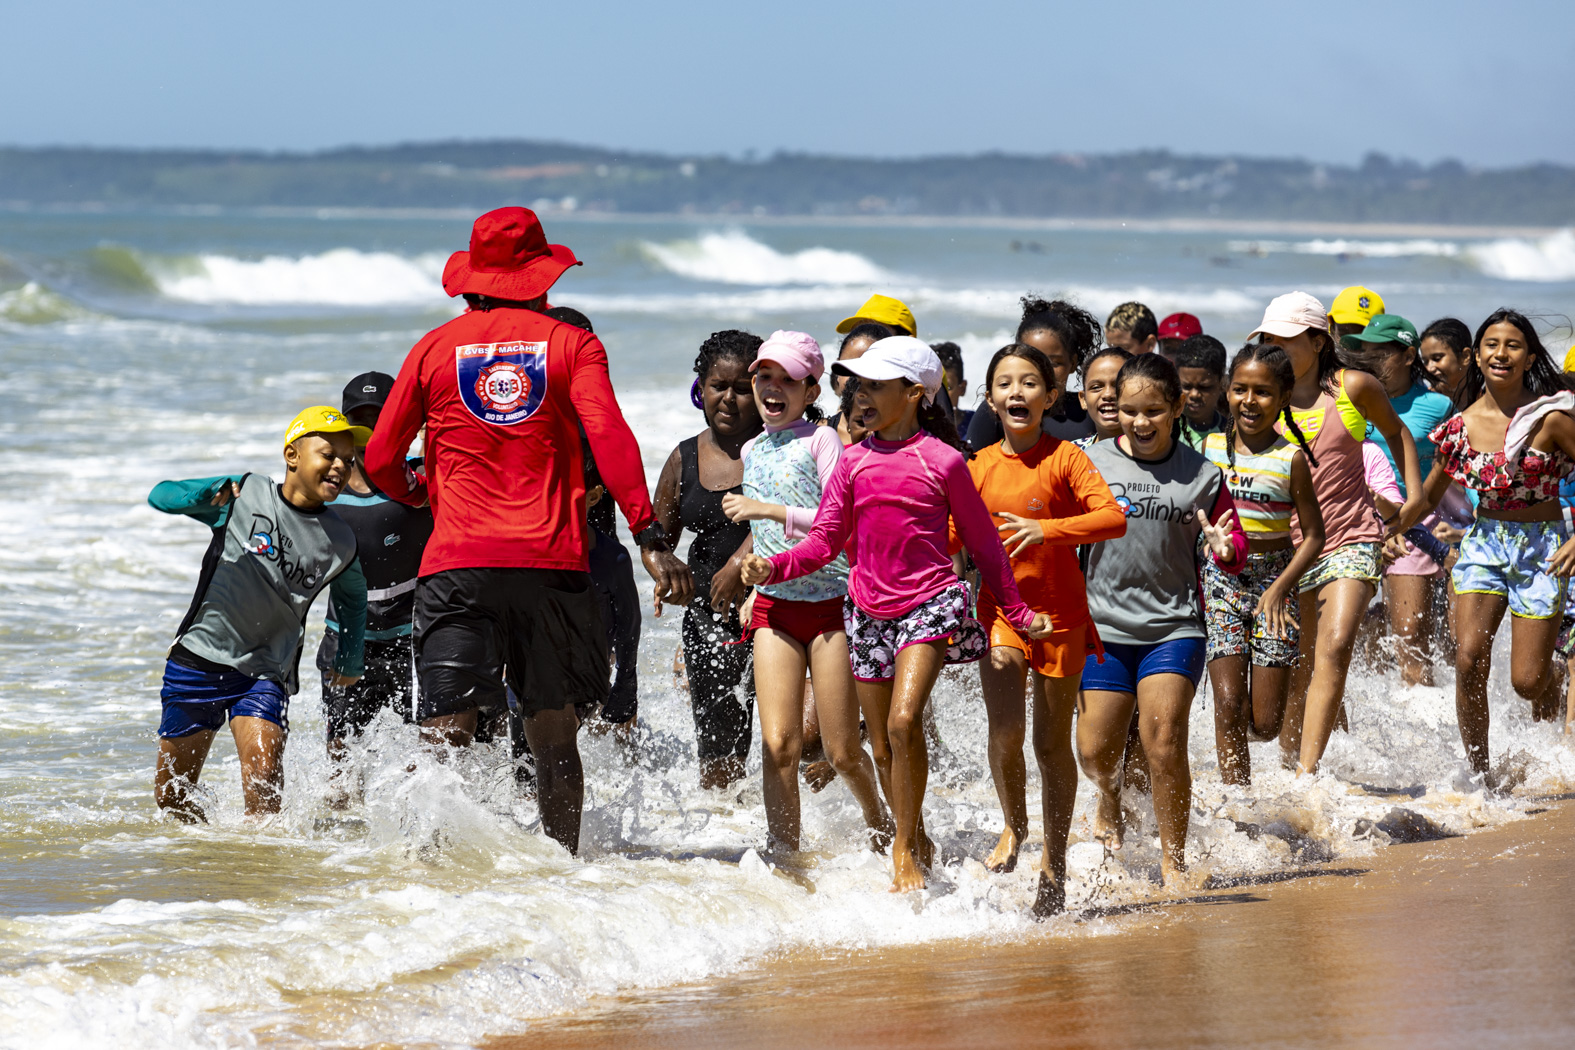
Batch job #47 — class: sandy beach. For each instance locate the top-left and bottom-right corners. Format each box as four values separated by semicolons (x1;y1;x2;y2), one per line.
505;795;1575;1050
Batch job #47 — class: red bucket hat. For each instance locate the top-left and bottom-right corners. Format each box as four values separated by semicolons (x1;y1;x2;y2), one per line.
441;207;582;300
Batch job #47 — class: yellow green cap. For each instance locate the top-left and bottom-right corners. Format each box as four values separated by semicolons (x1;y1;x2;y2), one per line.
283;405;372;449
1329;286;1385;327
835;294;917;336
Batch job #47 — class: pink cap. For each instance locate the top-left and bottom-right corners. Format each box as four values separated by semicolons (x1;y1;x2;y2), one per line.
750;330;824;381
1248;292;1329;340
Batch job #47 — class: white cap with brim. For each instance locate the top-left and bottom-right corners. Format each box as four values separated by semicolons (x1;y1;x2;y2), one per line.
1248;291;1330;340
830;336;944;405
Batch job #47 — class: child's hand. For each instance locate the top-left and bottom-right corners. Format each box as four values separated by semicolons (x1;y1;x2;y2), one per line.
995;512;1045;556
721;493;767;523
739;588;757;627
211;480;241;507
1253;582;1299;639
1025;612;1053;639
1381;533;1411;566
327;673;361;688
740;553;774;586
1549;537;1575;578
1197;507;1237;563
1432;520;1466;545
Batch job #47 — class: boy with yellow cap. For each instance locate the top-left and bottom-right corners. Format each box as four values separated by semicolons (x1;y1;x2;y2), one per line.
1328;286;1386;339
836;294;917;337
147;406;369;821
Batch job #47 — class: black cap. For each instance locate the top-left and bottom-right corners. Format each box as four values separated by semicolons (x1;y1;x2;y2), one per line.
342;372;395;412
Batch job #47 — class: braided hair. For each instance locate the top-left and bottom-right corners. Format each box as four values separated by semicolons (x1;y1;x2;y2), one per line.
1221;343;1318;479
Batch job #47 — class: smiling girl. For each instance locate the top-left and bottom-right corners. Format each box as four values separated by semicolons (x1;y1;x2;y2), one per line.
721;331;891;852
962;342;1125;914
742;337;1052;893
1250;292;1425;776
1201;345;1325;785
1076;347;1132;449
1411;309;1575;774
1079;354;1246;887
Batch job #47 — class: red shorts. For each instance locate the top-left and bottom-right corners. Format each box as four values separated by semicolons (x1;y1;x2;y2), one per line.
747;593;847;648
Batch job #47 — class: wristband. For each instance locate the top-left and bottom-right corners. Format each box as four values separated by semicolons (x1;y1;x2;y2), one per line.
634;523;670;552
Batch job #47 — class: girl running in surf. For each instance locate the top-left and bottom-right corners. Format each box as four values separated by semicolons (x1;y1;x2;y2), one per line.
1200;344;1325;785
647;330;765;789
741;337;1052;894
721;331;892;852
1411;309;1575;775
1078;353;1246;887
962;342;1126;916
1251;293;1425;776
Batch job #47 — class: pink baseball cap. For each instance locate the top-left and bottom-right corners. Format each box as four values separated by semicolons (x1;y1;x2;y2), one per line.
750;330;824;381
1248;292;1329;339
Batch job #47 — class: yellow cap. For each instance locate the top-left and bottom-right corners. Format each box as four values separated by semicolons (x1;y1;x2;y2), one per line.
835;294;917;336
1329;286;1385;327
283;405;373;449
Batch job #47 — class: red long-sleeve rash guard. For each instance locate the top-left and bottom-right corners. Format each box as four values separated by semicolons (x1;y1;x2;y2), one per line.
364;308;656;576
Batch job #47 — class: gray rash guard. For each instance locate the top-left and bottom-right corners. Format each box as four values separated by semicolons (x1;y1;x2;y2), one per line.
1081;439;1230;646
149;473;366;691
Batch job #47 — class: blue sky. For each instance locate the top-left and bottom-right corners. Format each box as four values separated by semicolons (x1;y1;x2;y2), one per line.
3;0;1571;166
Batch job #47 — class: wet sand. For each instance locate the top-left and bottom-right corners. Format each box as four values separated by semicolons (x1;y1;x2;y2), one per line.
500;798;1575;1050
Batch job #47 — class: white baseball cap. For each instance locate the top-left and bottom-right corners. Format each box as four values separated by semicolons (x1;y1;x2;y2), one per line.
1248;291;1330;340
830;336;944;404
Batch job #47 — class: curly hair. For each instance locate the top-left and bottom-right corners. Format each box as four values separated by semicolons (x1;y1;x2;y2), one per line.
1017;296;1103;369
1105;301;1158;343
694;329;763;379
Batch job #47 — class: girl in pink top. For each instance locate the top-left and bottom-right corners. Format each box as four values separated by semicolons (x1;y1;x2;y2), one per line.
743;337;1051;894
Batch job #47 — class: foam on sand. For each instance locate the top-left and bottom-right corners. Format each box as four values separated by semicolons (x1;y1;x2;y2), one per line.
638;230;895;286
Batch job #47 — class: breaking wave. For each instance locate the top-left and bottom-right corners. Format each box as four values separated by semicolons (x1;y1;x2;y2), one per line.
150;248;449;306
638;230;895;286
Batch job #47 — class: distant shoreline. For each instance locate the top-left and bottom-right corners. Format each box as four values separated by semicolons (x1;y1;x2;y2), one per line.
0;200;1560;239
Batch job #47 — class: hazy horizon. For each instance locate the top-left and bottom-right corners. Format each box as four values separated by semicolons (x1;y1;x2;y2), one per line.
3;1;1571;167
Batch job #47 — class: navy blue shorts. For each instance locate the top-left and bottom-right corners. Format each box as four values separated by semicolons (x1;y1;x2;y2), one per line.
1080;637;1207;694
158;659;289;738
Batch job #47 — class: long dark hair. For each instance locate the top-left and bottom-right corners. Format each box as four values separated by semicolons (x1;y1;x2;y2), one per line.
1454;308;1572;410
1221;343;1318;474
919;393;968;456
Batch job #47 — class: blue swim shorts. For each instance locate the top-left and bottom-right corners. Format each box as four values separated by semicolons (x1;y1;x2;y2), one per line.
1080;637;1207;694
1453;518;1570;620
158;658;290;738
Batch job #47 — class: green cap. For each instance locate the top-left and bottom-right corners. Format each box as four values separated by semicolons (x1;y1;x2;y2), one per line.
1341;313;1418;351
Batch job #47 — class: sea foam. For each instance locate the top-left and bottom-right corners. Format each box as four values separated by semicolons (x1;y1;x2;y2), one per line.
638;230;894;286
1469;229;1575;283
153;248;448;306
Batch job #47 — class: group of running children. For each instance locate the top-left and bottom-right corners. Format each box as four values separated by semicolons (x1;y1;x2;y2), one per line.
148;239;1575;916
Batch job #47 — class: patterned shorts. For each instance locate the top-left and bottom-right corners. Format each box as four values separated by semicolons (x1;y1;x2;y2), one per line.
1299;541;1382;593
1203;547;1299;667
1454;518;1570;620
844;582;988;682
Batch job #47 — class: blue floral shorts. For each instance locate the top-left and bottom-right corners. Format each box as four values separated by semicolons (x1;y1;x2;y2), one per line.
1453;518;1570;620
844;582;988;682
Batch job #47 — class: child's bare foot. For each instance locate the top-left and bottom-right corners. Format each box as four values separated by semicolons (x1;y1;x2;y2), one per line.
890;845;926;893
801;760;837;793
985;826;1021;873
1091;790;1124;848
699;755;746;790
1030;871;1065;918
1278;747;1298;772
868;817;895;854
1160;858;1191;892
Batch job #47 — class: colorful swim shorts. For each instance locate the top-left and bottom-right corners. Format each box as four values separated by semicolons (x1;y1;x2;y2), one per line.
1453;518;1570;620
1299;541;1382;593
1203;547;1299;667
844;581;987;682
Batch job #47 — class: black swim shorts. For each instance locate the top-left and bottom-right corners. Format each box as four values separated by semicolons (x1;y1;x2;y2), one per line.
316;632;418;739
412;567;609;722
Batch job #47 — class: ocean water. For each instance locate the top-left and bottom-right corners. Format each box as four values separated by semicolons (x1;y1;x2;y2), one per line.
3;209;1575;1048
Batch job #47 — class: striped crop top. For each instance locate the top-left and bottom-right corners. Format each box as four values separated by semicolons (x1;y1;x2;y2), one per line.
1202;430;1298;540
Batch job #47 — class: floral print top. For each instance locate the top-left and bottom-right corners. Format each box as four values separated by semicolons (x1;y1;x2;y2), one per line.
1429;414;1575;511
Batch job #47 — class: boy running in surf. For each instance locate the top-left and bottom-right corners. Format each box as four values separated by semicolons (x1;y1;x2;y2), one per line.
150;406;369;820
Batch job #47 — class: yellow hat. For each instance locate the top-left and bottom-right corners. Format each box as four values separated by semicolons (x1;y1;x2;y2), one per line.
1329;286;1385;327
283;405;373;449
835;294;917;336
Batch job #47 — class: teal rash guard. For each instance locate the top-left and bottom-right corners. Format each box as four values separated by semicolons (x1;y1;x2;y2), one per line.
148;473;367;690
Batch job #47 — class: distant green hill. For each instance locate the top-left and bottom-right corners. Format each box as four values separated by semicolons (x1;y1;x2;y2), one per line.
1;140;1571;225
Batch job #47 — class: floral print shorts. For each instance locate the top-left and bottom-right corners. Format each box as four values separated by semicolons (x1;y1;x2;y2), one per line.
844;582;988;682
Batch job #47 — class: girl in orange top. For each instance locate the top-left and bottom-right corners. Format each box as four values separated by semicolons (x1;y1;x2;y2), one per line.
961;342;1126;916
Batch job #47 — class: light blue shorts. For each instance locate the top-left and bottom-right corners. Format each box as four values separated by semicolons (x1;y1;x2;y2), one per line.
1453;518;1570;619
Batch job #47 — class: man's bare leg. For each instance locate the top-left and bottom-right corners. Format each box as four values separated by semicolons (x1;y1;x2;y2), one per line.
523;704;584;854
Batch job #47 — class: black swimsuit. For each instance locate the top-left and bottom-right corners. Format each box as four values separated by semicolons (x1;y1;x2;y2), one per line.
676;435;755;763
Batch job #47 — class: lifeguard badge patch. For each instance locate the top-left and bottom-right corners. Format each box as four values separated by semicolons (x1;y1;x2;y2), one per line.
456;341;548;425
